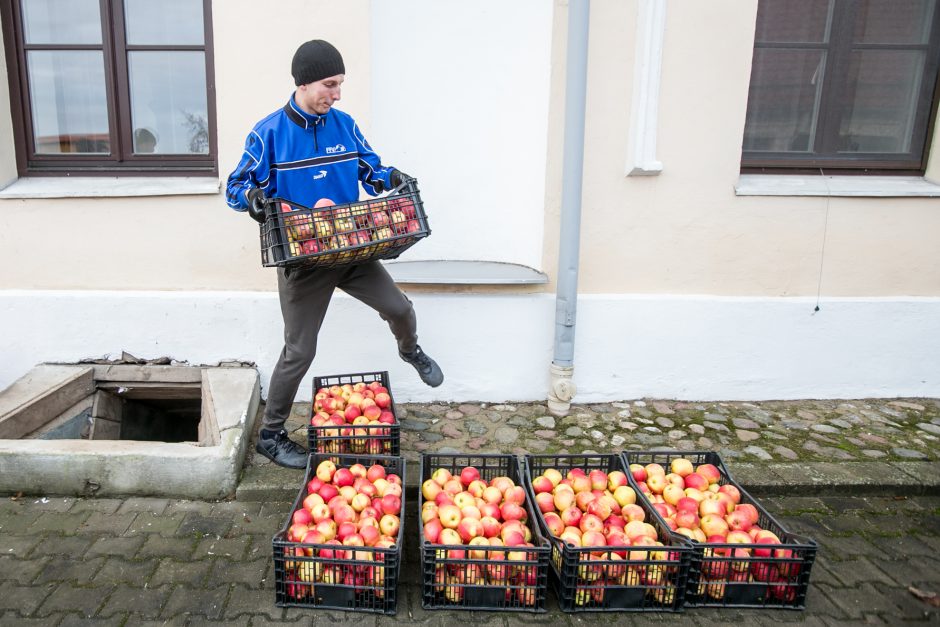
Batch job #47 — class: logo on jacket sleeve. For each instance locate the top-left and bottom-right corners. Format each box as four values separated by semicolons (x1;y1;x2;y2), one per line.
325;144;347;154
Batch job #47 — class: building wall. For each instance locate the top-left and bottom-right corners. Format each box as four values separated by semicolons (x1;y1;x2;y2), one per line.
1;0;938;402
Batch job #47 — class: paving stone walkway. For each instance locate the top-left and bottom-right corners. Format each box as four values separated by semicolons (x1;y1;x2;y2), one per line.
0;493;937;625
3;397;940;624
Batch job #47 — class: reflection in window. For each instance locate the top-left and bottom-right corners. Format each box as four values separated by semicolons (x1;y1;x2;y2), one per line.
27;50;109;154
128;51;209;154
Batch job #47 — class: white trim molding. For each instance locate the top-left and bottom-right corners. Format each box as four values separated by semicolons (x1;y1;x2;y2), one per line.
0;177;221;199
625;0;667;177
735;175;940;197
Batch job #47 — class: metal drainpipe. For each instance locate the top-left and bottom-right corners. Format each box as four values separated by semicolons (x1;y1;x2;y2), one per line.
548;0;590;416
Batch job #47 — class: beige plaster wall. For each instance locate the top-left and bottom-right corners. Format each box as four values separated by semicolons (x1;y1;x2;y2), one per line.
1;0;938;297
571;0;940;297
0;0;372;292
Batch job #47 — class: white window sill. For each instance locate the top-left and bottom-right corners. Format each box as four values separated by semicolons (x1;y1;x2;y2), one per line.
735;174;940;197
383;260;548;285
0;176;220;199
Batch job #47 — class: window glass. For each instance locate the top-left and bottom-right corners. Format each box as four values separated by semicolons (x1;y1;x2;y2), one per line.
839;50;925;153
756;0;833;43
743;49;826;152
27;50;109;154
124;0;204;45
128;51;208;154
22;0;101;44
853;0;935;44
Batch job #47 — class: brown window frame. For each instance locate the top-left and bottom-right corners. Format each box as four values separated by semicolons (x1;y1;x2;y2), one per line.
742;0;940;175
1;0;218;177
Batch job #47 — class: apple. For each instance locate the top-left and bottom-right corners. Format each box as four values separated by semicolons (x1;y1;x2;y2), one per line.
459;466;480;487
350;493;371;513
421;479;441;501
696;463;721;485
380;494;401;517
588;469;609;491
309;503;331;524
683;472;709;491
663;484;685;506
646;474;666;495
675;510;700;530
535;492;556;513
531;475;554;494
379;514;400;537
482;485;503;505
438;504;462;529
671;458;694;477
457;517;483;543
500;502;527;523
543;512;565;537
315;460;336;483
424;519;444;543
553;490;576;512
543;468;563;486
699;514;730;538
439;528;462;548
452;491;475;510
480;516;502;538
621;504;646;522
580;530;607;547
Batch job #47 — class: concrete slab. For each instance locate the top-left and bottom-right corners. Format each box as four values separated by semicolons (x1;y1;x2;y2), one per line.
0;365;260;499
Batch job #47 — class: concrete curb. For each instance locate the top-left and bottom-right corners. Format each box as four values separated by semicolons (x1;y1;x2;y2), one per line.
234;460;940;502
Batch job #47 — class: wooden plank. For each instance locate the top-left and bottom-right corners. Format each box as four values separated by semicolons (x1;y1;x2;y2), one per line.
27;396;94;439
92;390;123;423
90;417;122;440
90;390;123;440
92;364;204;384
198;372;219;446
0;366;95;439
95;382;201;400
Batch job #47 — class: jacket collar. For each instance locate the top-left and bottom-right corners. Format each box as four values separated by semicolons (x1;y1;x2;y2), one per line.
284;94;328;129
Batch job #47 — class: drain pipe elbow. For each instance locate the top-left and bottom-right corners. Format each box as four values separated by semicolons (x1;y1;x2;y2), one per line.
548;364;577;416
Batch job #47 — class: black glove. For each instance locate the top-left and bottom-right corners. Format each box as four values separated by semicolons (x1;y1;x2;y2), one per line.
246;188;266;224
388;169;411;190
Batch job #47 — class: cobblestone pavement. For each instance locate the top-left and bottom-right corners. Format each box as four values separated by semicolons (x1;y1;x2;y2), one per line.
0;492;937;625
263;398;940;470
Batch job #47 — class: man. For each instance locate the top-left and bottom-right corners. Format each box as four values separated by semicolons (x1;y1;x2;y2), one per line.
226;40;443;469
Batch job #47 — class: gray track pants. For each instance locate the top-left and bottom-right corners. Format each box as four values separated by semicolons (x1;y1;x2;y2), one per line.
261;261;418;431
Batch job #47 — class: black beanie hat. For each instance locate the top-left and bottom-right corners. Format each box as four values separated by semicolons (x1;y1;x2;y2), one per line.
291;40;345;86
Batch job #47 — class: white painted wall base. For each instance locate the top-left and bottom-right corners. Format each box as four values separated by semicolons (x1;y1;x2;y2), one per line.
1;290;937;403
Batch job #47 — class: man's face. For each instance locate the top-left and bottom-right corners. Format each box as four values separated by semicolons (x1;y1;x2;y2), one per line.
296;74;344;115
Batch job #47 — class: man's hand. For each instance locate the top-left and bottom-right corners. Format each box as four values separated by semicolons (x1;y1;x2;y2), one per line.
388;169;412;190
246;188;267;224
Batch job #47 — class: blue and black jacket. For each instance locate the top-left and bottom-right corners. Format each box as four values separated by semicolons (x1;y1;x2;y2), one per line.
226;95;396;211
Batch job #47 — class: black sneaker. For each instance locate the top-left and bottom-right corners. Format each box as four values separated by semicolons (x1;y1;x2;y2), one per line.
400;345;444;387
255;429;307;469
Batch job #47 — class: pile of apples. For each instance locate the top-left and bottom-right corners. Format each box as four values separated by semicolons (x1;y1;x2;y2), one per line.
283;459;403;601
281;195;421;259
310;380;395;454
629;458;800;603
528;466;679;607
421;466;541;607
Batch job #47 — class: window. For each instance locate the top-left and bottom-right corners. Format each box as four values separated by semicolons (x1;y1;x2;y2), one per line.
2;0;216;176
742;0;940;173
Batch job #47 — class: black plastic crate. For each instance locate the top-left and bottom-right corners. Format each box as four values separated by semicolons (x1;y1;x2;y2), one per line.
260;177;430;270
621;450;817;610
522;453;692;612
308;371;400;456
418;453;551;612
272;453;406;614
